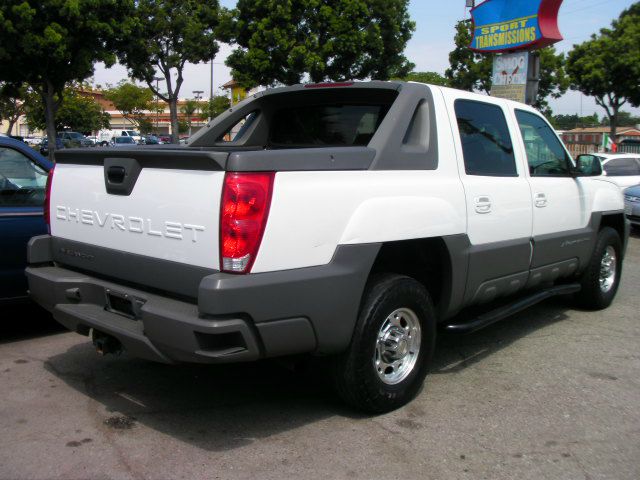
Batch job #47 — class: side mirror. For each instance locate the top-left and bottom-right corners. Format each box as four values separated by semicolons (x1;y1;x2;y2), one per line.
574;154;603;176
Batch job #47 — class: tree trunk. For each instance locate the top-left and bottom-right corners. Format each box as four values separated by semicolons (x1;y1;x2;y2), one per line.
5;118;17;135
44;83;59;162
610;105;619;142
169;97;179;144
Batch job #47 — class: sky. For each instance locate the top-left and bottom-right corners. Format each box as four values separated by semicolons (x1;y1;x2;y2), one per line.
92;0;640;119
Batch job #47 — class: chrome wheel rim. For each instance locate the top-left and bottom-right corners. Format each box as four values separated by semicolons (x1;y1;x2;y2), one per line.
374;308;421;385
599;246;617;293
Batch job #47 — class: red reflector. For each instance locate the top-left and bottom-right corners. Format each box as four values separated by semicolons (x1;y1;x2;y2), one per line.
220;172;275;273
304;82;354;88
44;165;55;231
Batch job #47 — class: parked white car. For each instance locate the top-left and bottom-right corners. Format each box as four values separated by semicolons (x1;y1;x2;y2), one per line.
23;136;43;146
596;153;640;189
97;129;143;146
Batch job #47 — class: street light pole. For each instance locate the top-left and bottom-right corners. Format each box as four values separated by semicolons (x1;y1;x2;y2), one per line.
153;76;163;136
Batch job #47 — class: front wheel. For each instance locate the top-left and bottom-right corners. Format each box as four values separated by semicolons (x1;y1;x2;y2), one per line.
331;274;436;413
575;227;622;310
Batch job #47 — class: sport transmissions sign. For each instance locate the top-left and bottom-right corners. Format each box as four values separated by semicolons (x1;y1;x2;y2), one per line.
470;0;563;53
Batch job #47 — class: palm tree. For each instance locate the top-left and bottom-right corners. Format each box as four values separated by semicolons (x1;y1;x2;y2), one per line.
180;99;199;136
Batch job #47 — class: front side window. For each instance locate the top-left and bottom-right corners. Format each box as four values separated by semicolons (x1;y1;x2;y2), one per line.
454;100;517;176
603;158;640;176
0;147;48;207
516;110;572;176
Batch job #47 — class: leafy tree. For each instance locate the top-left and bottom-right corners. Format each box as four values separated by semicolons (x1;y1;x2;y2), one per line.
224;0;415;87
201;95;231;120
103;81;154;129
600;110;640;127
445;20;492;94
567;5;640;139
137;117;154;134
0;0;132;159
178;120;189;135
25;86;111;134
116;0;222;143
394;72;448;86
531;47;569;116
0;83;28;135
551;113;600;130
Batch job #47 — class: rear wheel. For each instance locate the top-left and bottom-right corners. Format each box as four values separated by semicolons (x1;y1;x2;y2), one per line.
331;274;436;413
575;227;622;310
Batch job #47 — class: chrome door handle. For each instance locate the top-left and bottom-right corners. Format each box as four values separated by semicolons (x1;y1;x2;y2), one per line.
534;193;547;208
475;196;492;214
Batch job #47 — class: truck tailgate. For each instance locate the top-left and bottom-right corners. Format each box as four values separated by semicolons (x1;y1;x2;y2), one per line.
50;149;227;273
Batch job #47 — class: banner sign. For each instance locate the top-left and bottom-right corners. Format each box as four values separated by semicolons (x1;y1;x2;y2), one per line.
490;52;529;103
470;0;563;53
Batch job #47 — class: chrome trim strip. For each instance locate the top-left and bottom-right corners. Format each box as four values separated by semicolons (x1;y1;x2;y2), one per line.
0;211;43;217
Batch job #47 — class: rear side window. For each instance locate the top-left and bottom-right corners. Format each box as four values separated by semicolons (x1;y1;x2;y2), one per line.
604;158;640;176
269;104;390;147
454;100;517;176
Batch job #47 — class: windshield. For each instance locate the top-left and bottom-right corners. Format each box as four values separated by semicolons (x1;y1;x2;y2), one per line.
126;131;140;136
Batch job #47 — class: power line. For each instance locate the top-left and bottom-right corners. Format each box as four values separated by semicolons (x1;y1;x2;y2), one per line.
563;0;627;16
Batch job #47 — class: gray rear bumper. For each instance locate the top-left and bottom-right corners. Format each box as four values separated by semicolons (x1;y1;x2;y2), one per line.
27;236;379;363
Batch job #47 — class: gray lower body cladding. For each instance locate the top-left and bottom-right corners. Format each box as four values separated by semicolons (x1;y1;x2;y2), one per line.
26;236;380;363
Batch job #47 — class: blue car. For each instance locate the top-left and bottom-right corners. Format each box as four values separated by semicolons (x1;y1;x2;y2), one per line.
0;136;52;303
624;184;640;230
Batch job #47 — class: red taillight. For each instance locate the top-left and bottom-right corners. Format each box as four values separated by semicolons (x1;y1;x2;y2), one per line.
44;165;55;231
220;172;275;273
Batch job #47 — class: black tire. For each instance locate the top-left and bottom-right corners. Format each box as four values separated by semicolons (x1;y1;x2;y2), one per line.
575;227;622;310
331;274;436;413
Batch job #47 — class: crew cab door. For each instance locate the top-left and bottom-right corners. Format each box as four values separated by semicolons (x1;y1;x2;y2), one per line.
512;109;590;269
446;95;533;305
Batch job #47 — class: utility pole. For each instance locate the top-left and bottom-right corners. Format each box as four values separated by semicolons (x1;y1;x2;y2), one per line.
209;60;224;121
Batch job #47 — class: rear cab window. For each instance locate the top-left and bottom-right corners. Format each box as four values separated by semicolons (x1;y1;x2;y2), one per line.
207;88;399;149
270;104;389;148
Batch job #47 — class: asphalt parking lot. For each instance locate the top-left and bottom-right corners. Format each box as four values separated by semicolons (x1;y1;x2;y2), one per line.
1;233;639;480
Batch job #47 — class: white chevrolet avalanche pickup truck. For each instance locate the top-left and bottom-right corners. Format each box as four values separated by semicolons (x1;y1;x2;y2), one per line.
27;82;629;412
